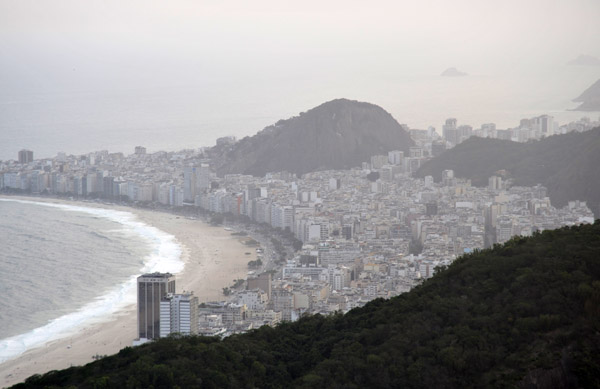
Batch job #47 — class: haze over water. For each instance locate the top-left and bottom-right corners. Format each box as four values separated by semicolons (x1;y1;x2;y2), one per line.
1;0;599;160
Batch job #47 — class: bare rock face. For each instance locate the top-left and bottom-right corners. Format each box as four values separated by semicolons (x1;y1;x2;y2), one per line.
211;98;414;177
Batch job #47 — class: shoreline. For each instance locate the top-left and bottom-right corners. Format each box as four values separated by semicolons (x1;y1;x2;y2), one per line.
0;195;256;388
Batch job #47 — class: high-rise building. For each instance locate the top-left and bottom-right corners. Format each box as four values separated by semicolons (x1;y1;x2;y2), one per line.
196;163;211;192
160;293;199;337
137;273;176;340
426;202;438;216
103;176;115;199
329;178;341;190
457;125;473;143
481;123;496;138
488;175;503;191
247;272;272;299
342;225;353;240
409;146;423;158
441;169;455;186
370;155;388;169
183;165;197;202
442;118;458;144
388;150;404;165
18;149;33;164
134;146;147;155
538;115;554;137
496;216;514;244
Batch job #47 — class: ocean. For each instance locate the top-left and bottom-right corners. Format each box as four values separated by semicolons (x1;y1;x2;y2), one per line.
0;199;184;364
0;67;598;161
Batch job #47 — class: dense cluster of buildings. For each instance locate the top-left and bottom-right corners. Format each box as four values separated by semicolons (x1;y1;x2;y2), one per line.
2;115;597;338
420;115;600;148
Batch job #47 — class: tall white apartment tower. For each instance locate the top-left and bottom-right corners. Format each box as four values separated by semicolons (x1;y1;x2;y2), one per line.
183;166;197;202
160;293;199;337
388;150;404;165
137;273;176;340
539;115;554;137
196;163;211;191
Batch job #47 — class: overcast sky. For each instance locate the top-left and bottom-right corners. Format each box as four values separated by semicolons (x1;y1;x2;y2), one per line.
1;0;599;93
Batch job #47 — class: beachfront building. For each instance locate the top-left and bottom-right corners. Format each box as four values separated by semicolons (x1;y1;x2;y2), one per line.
18;149;33;164
137;273;176;340
159;293;199;337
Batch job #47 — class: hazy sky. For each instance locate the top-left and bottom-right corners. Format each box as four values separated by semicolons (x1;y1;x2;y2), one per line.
1;0;599;94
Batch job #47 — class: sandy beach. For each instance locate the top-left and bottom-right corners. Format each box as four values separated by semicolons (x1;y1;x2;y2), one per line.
0;197;255;388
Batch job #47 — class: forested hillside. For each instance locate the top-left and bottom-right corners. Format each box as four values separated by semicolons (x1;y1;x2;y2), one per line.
415;128;600;218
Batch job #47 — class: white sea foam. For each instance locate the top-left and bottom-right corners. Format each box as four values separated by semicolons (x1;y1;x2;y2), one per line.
0;199;184;364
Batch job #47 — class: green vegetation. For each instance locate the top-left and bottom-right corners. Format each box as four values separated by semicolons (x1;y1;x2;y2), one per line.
222;279;246;297
271;238;287;262
415;128;600;218
247;258;263;269
14;222;600;388
231;279;245;289
244;239;259;246
366;171;380;182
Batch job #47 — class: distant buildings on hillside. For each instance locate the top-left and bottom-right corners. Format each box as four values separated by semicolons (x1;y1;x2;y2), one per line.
432;115;600;149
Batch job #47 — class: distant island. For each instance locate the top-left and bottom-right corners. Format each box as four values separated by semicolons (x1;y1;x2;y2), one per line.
567;54;600;67
441;67;467;77
573;78;600;111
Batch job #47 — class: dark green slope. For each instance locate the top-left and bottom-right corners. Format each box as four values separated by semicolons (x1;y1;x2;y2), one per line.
415;128;600;218
16;222;600;388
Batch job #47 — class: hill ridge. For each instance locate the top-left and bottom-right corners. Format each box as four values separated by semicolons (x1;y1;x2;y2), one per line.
209;98;414;177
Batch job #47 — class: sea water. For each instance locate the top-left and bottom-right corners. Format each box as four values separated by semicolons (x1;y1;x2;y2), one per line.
1;67;598;161
0;199;184;364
